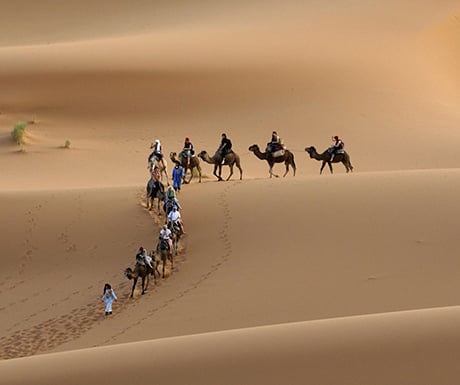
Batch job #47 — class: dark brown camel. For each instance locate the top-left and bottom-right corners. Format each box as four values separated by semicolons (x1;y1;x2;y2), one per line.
124;256;160;298
198;150;243;181
156;244;173;278
170;151;202;184
248;144;296;178
305;146;354;174
168;221;182;257
146;179;165;212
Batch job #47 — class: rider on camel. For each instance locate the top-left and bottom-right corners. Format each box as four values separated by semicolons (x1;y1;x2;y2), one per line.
159;224;173;251
328;135;344;162
168;205;185;234
135;246;154;270
217;133;232;164
267;131;283;153
182;137;195;166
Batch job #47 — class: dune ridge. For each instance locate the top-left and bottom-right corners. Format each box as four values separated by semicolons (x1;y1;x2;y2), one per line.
2;306;460;385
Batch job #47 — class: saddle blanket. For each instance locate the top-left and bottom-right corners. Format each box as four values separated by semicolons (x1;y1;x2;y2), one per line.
272;149;285;157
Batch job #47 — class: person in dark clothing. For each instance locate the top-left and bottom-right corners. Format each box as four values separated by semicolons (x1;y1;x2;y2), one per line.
328;135;344;162
218;133;232;157
267;131;283;153
182;137;195;165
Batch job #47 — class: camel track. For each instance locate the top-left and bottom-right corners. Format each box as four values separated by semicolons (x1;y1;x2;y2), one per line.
100;182;239;344
0;184;237;359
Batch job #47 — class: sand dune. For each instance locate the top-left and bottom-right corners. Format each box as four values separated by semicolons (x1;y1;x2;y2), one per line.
1;0;460;383
2;306;460;385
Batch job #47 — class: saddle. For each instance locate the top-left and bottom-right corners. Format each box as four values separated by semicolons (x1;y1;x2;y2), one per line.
159;238;170;250
266;143;284;156
169;221;181;234
179;149;194;159
328;146;344;154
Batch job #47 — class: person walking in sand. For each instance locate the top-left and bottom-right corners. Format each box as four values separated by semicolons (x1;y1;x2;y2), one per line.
172;164;185;192
102;284;117;316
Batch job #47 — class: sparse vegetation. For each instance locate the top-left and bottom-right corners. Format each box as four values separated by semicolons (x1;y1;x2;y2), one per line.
11;121;28;147
64;139;71;149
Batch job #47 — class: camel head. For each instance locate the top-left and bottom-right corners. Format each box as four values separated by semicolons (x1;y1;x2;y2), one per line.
170;152;177;160
305;146;316;158
198;150;208;160
124;267;134;280
248;144;259;152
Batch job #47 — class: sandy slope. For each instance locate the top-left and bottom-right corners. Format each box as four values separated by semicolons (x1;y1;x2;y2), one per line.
2;307;460;385
1;0;460;383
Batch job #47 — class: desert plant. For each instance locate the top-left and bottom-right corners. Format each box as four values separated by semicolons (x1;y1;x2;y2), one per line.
64;139;71;149
11;121;28;145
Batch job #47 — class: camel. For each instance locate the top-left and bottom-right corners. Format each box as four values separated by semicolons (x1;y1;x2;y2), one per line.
157;241;174;278
305;146;354;174
170;151;202;184
248;144;296;178
124;255;161;298
198;150;243;181
168;221;182;257
148;153;169;185
146;179;165;212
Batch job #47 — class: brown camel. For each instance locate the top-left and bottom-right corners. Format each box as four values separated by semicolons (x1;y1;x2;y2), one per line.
305;146;354;174
124;256;160;298
198;150;243;181
156;243;174;278
248;144;296;178
170;151;202;184
168;221;182;257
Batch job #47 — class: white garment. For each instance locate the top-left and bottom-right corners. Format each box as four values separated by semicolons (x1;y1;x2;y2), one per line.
153;141;162;154
102;289;117;313
144;255;154;269
168;210;181;222
160;228;172;240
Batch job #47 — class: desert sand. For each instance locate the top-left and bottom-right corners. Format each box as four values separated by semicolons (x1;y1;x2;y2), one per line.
1;1;460;384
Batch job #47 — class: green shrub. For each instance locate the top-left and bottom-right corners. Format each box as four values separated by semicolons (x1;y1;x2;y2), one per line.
64;139;71;149
11;121;28;145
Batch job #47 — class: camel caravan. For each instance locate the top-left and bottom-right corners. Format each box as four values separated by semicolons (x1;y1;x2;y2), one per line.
126;133;354;298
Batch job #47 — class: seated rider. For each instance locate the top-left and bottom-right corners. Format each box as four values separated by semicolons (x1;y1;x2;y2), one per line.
267;131;283;153
164;186;181;211
159;224;173;250
328;135;344;162
168;205;185;234
135;246;153;270
150;139;163;161
165;185;176;200
181;137;195;165
217;133;232;164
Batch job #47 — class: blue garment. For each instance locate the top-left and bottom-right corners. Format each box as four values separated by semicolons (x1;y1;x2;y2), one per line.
172;166;185;190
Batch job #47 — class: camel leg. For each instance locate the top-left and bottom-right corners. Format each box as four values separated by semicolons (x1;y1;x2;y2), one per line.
236;162;243;180
328;162;333;174
162;258;166;278
130;278;137;298
226;165;234;181
145;274;150;292
214;165;222;181
169;250;174;271
283;162;289;177
320;161;326;174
